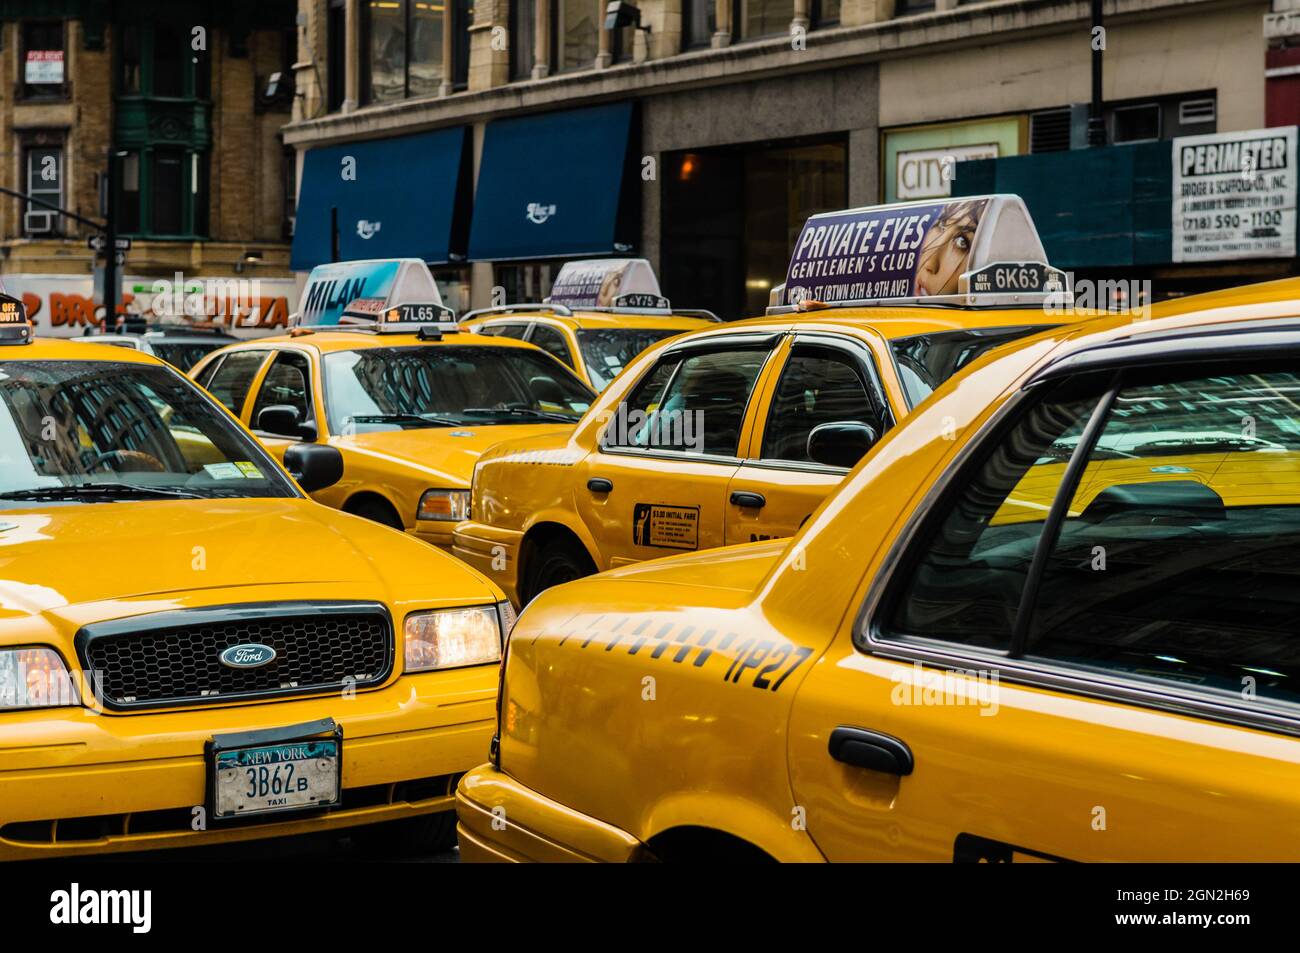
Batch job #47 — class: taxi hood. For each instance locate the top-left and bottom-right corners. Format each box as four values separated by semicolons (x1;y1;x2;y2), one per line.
337;423;576;486
0;497;500;632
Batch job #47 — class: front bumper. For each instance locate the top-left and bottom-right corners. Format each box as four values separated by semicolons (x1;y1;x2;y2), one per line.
0;666;496;859
455;764;645;863
452;521;524;607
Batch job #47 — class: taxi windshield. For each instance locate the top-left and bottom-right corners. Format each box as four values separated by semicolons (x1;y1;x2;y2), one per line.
149;340;229;371
576;328;685;390
891;325;1054;408
0;360;297;506
323;345;594;433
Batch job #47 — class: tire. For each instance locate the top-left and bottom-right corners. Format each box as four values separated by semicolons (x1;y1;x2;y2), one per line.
523;538;595;605
350;810;458;857
345;497;404;531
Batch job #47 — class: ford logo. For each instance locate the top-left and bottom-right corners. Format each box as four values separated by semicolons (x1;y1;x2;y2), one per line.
219;643;277;669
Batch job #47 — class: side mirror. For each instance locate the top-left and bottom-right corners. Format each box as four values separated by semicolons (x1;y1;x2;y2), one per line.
257;404;316;441
283;443;343;494
529;375;566;405
807;421;878;469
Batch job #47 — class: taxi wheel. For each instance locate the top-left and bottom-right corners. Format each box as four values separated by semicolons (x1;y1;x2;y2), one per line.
350;810;458;857
523;538;595;605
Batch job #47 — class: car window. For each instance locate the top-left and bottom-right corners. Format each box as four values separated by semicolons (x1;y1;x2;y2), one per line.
891;326;1054;408
528;325;574;368
479;323;529;340
323;345;593;433
250;351;314;430
576;328;683;391
606;346;769;457
1025;367;1300;705
193;354;224;390
0;360;296;502
204;350;268;415
149;341;229;372
882;375;1105;650
761;345;885;464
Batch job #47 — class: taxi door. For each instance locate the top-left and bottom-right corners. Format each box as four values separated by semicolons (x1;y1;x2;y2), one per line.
726;333;893;545
574;333;782;568
242;347;323;473
786;363;1300;861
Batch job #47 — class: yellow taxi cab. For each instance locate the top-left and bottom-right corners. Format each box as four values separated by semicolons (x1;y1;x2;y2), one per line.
0;294;513;859
456;275;1300;862
459;258;719;391
454;196;1085;607
189;258;595;552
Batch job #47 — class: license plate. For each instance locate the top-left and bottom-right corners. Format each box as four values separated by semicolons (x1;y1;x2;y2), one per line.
212;738;341;819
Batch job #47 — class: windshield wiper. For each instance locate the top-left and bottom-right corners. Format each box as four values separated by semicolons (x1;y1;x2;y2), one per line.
0;483;204;502
345;413;465;427
461;407;578;423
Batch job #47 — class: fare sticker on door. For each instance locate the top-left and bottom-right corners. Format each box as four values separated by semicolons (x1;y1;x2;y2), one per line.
632;503;700;550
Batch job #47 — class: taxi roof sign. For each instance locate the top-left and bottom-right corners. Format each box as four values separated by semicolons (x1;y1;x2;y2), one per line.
296;258;446;327
773;194;1069;312
0;292;31;345
339;297;459;336
544;258;669;310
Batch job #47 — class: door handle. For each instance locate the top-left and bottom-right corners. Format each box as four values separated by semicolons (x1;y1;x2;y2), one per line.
587;478;613;493
828;726;914;776
730;490;766;509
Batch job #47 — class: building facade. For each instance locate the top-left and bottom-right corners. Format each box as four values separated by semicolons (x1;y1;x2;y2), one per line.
0;0;297;336
286;0;1292;319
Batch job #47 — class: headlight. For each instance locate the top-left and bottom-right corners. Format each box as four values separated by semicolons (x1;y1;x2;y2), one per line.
404;606;502;672
0;647;79;710
417;489;471;521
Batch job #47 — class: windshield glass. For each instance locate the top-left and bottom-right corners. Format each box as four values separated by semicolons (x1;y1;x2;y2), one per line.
149;340;230;371
323;345;594;433
0;360;297;505
576;328;684;390
891;325;1054;407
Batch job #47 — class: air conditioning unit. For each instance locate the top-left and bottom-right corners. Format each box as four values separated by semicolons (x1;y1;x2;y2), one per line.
23;209;54;235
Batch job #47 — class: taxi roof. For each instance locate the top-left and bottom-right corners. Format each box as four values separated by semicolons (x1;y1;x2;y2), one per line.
1;336;167;363
218;327;551;355
464;309;714;333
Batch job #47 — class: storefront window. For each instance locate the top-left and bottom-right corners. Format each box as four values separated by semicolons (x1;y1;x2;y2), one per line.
327;0;348;109
734;0;789;40
682;0;715;48
555;0;598;72
662;139;846;319
453;0;474;88
495;261;563;303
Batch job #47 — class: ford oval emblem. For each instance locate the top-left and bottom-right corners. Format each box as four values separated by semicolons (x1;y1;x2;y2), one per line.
219;643;277;669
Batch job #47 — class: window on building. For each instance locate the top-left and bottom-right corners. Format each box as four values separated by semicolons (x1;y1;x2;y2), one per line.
23;145;63;237
894;0;936;13
364;0;452;102
682;0;716;48
366;0;408;102
21;20;66;99
117;22;211;98
510;0;538;80
327;0;347;110
117;149;210;239
813;0;840;27
733;0;789;40
554;0;598;72
453;0;473;88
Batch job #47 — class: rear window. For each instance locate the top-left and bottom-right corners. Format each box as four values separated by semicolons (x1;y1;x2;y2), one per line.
891;326;1053;408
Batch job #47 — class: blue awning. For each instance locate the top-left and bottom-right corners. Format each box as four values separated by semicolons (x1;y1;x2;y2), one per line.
291;127;471;272
468;102;636;262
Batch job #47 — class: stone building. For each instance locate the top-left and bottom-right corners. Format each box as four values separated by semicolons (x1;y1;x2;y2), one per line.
0;0;297;336
286;0;1295;318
